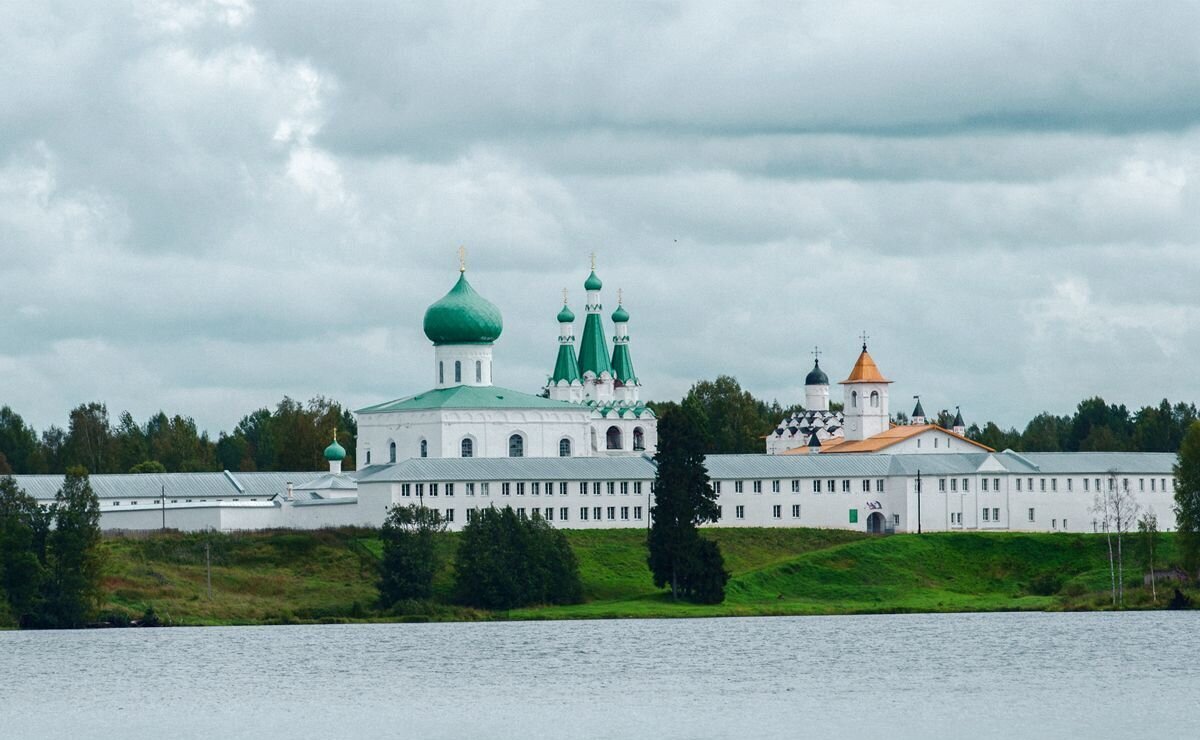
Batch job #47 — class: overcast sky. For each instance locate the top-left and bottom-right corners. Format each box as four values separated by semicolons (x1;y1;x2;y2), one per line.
2;0;1198;436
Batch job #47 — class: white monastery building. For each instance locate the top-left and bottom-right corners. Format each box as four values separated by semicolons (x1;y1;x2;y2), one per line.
10;261;1180;536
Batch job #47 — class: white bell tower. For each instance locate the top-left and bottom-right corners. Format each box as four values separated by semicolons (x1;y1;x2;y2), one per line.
840;336;892;441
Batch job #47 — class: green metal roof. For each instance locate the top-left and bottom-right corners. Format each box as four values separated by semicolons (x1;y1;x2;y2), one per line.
551;343;582;384
611;342;637;384
584;270;603;291
324;438;347;461
422;272;503;345
357;385;583;414
557;304;575;323
577;312;612;377
611;304;629;323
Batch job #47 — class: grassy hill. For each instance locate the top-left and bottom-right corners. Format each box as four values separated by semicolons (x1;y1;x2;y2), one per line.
97;527;1191;626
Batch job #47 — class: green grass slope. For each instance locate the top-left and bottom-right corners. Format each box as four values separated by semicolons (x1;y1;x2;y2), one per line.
98;528;1189;625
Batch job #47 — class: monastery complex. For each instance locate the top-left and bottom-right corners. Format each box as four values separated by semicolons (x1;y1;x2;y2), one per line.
11;262;1178;535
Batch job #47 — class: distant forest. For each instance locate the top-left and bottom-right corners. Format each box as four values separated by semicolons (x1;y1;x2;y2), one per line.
0;378;1194;475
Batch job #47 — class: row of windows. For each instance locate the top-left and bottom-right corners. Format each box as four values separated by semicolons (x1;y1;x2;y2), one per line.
400;481;647;498
715;504;900;527
438;359;483;385
931;476;1174;494
713;479;886;494
108;498;259;506
378;426;651;465
461;505;644;523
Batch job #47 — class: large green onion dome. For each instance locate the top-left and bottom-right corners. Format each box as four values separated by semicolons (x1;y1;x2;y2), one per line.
423;272;503;345
584;270;603;291
611;304;629;323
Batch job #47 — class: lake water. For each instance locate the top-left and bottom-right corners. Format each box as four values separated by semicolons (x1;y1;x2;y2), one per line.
2;612;1198;739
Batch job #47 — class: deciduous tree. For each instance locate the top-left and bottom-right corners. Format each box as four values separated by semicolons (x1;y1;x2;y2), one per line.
378;504;447;606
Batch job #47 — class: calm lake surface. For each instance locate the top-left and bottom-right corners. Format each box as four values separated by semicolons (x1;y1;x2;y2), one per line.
2;612;1198;739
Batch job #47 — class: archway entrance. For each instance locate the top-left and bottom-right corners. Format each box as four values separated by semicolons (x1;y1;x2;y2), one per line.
866;511;886;534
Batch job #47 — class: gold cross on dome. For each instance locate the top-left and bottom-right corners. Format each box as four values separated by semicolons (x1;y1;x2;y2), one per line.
562;288;569;305
457;246;467;273
590;252;596;270
617;288;623;305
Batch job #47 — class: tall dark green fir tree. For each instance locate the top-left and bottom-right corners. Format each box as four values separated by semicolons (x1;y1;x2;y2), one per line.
647;405;728;603
1174;421;1200;572
43;467;104;628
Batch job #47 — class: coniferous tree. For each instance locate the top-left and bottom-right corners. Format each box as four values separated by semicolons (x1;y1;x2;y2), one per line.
647;405;728;603
378;504;447;606
1174;421;1200;573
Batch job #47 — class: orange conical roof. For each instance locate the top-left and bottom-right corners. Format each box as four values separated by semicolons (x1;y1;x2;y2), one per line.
840;344;892;384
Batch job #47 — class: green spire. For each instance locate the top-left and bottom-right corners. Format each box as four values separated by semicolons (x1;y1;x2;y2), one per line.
578;311;612;378
551;343;582;384
611;342;637;384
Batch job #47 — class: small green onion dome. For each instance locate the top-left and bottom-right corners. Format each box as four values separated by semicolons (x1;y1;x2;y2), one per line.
584;270;603;291
611;304;630;323
805;359;829;386
324;438;347;462
557;304;575;323
423;273;504;345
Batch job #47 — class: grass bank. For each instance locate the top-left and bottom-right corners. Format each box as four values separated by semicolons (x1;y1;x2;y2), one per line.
99;527;1193;626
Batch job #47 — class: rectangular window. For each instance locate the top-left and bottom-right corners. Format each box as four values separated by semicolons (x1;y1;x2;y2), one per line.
502;482;511;496
430;483;439;497
1028;478;1033;491
772;505;782;519
621;506;629;520
1028;508;1035;522
634;481;643;495
841;479;850;493
717;505;723;520
606;506;615;520
876;479;884;493
1051;479;1057;492
1151;479;1156;492
792;504;801;518
1139;478;1145;491
607;481;616;495
580;507;589;521
993;507;1000;521
402;484;411;497
546;481;554;496
849;509;858;524
982;478;989;492
993;478;999;491
962;479;969;492
593;506;602;521
480;482;490;496
446;509;455;523
772;480;781;493
1016;478;1022;492
982;508;990;522
634;506;643;520
560;507;569;521
593;482;602;496
827;480;835;493
545;507;553;521
862;479;870;493
531;482;540;496
735;481;744;493
1066;479;1072;492
893;514;900;526
113;501;119;506
517;507;526;518
446;483;455;497
1052;518;1057;529
1039;478;1045;492
516;482;525;496
579;482;588;495
560;482;568;496
714;481;722;494
621;482;629;495
812;480;821;493
753;480;762;493
951;479;958;492
467;509;477;523
1084;478;1090;492
735;505;745;520
415;484;424;497
792;480;800;493
939;478;947;492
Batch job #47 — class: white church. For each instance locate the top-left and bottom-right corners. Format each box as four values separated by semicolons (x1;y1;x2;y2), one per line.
8;261;1180;536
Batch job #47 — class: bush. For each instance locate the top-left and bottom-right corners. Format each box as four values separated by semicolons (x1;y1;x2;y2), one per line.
1027;573;1063;596
454;508;583;610
378;505;447;607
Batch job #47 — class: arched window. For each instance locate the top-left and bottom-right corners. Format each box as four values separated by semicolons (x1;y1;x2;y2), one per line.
455;360;462;383
559;438;572;457
633;427;645;451
508;434;524;458
438;361;444;385
606;426;623;450
388;440;397;463
461;438;474;458
420;439;428;458
475;361;482;383
870;391;880;408
365;450;371;465
851;391;858;408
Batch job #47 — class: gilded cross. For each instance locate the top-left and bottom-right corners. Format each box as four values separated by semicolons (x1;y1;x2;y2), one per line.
562;288;569;305
590;252;596;270
458;245;467;272
617;288;623;305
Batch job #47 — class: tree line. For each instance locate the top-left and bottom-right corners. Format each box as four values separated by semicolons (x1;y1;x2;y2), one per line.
0;397;357;476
